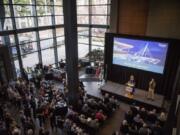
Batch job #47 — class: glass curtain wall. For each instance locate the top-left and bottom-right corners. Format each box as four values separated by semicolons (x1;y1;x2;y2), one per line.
0;0;110;77
0;0;65;77
77;0;110;59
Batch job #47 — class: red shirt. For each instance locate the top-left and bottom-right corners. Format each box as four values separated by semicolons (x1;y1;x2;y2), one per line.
95;112;104;121
95;67;101;77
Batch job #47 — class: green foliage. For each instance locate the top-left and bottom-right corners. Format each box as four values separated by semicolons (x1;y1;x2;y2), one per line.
36;0;45;5
36;0;52;16
15;5;31;16
3;0;52;5
3;0;9;4
13;0;30;4
86;49;104;62
36;6;45;16
3;0;53;16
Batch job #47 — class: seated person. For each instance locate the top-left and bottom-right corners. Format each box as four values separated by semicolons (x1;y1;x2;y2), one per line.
70;123;78;134
103;93;110;104
152;121;163;135
120;120;129;134
125;110;133;124
158;112;166;122
97;100;108;113
87;98;98;109
139;107;147;120
88;118;99;129
147;109;157;123
158;112;167;127
109;96;118;109
133;114;143;130
106;100;114;111
79;114;87;124
75;127;83;135
130;105;139;117
139;123;152;135
81;104;93;116
95;110;106;122
114;98;120;108
71;113;79;123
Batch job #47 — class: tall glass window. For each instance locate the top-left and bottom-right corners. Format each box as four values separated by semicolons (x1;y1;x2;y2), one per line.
0;0;64;77
42;48;55;65
0;0;110;77
77;0;110;59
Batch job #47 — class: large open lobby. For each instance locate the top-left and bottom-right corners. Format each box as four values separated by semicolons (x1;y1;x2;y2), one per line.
0;0;180;135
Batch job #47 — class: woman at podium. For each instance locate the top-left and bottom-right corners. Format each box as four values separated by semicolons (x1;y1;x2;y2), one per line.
125;75;135;97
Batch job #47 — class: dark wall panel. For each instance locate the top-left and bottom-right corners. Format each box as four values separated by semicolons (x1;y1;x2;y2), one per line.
146;0;180;39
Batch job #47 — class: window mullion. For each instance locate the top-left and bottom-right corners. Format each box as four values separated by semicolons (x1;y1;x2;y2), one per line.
32;0;42;64
51;0;58;67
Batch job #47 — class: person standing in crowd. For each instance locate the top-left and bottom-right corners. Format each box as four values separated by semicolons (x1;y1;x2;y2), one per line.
96;63;104;85
96;65;101;85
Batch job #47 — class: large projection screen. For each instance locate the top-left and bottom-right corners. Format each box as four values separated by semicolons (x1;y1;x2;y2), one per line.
112;37;169;74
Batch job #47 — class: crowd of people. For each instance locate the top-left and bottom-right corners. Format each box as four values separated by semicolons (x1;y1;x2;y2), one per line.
0;77;37;135
62;93;120;135
120;104;167;135
0;61;168;135
0;62;120;135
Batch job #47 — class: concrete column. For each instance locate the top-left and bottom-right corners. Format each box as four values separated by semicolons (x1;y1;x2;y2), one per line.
63;0;79;106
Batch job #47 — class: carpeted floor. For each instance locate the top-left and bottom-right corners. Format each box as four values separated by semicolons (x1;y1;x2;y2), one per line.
96;103;129;135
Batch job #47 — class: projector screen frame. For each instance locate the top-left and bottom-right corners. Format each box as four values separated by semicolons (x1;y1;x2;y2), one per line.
112;36;169;74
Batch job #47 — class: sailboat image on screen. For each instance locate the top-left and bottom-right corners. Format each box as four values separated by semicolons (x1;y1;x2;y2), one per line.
128;43;160;65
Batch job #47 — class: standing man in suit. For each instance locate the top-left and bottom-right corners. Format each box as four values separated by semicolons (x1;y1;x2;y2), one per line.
147;78;156;100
